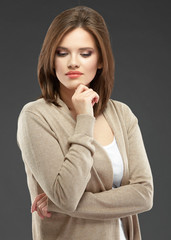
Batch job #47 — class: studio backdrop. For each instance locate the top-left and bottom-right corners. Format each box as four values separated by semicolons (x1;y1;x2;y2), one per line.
0;0;170;239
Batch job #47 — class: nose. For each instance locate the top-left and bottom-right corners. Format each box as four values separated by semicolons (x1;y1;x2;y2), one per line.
67;54;80;69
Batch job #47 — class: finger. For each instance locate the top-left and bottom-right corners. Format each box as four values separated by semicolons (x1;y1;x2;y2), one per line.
46;212;52;218
38;200;47;216
36;201;44;219
37;206;45;220
92;97;98;106
37;195;48;208
79;88;94;96
76;91;99;107
31;194;46;213
76;89;98;102
83;91;99;103
94;94;99;103
37;200;52;218
31;193;46;213
37;200;48;219
74;84;89;94
90;94;99;106
72;89;93;102
42;206;52;218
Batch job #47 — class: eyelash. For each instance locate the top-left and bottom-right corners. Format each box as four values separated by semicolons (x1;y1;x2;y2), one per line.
81;52;92;57
56;51;67;57
56;51;92;58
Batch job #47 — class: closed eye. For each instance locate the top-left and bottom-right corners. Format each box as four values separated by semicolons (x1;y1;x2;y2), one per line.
56;50;68;57
81;51;92;57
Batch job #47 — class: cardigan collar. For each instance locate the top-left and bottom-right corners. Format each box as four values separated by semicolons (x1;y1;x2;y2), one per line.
56;94;129;187
103;102;129;186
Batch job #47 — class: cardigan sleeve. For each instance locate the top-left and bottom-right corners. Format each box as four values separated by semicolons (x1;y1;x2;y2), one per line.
17;110;95;212
47;104;154;220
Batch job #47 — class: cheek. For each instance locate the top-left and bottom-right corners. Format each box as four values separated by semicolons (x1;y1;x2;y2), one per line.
55;59;61;71
84;57;99;73
54;59;66;78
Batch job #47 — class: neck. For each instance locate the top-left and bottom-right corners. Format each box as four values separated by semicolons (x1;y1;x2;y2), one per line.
59;84;75;111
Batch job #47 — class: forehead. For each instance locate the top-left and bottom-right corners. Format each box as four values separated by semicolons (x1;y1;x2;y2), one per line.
59;28;97;49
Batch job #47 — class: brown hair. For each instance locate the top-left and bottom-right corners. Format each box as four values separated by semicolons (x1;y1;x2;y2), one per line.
37;6;115;117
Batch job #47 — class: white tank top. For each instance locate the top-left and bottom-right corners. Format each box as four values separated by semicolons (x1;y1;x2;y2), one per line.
103;137;126;240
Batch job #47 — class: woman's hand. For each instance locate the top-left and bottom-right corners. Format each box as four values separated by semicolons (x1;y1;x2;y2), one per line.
72;84;99;117
31;193;51;220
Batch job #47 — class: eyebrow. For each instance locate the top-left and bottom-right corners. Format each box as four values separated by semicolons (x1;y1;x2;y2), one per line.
57;46;94;51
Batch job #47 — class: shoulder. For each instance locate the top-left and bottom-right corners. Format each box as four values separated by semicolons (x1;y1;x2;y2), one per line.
17;98;57;133
107;99;135;115
20;98;51;115
18;98;59;121
106;99;138;127
17;98;56;127
17;99;57;147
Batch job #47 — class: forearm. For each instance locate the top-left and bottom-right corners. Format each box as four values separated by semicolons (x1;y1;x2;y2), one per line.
47;179;153;220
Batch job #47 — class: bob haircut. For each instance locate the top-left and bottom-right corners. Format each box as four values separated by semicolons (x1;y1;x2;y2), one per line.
37;6;115;117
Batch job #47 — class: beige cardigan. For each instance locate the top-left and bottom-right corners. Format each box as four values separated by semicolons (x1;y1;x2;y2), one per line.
17;96;153;240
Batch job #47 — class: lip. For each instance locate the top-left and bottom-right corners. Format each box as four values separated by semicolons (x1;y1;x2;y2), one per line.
65;71;83;79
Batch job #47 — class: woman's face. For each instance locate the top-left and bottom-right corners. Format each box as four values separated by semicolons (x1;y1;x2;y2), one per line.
54;28;101;91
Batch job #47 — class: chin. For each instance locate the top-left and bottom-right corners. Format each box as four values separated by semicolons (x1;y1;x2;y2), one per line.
67;82;84;89
62;81;91;91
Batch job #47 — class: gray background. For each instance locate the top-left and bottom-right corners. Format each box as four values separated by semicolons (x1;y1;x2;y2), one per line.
1;0;170;239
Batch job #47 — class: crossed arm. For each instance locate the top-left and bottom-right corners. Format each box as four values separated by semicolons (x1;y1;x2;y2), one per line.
23;106;153;220
18;104;153;221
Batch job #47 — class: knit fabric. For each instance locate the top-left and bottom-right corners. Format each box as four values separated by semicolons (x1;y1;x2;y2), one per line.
17;96;153;240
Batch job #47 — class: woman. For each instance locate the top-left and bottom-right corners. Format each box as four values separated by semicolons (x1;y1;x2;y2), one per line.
17;6;153;240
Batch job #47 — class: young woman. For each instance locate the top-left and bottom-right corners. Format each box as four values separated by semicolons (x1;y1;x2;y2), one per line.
17;6;153;240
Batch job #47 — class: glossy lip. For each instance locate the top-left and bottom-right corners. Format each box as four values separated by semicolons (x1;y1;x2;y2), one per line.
65;71;83;79
66;71;83;75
